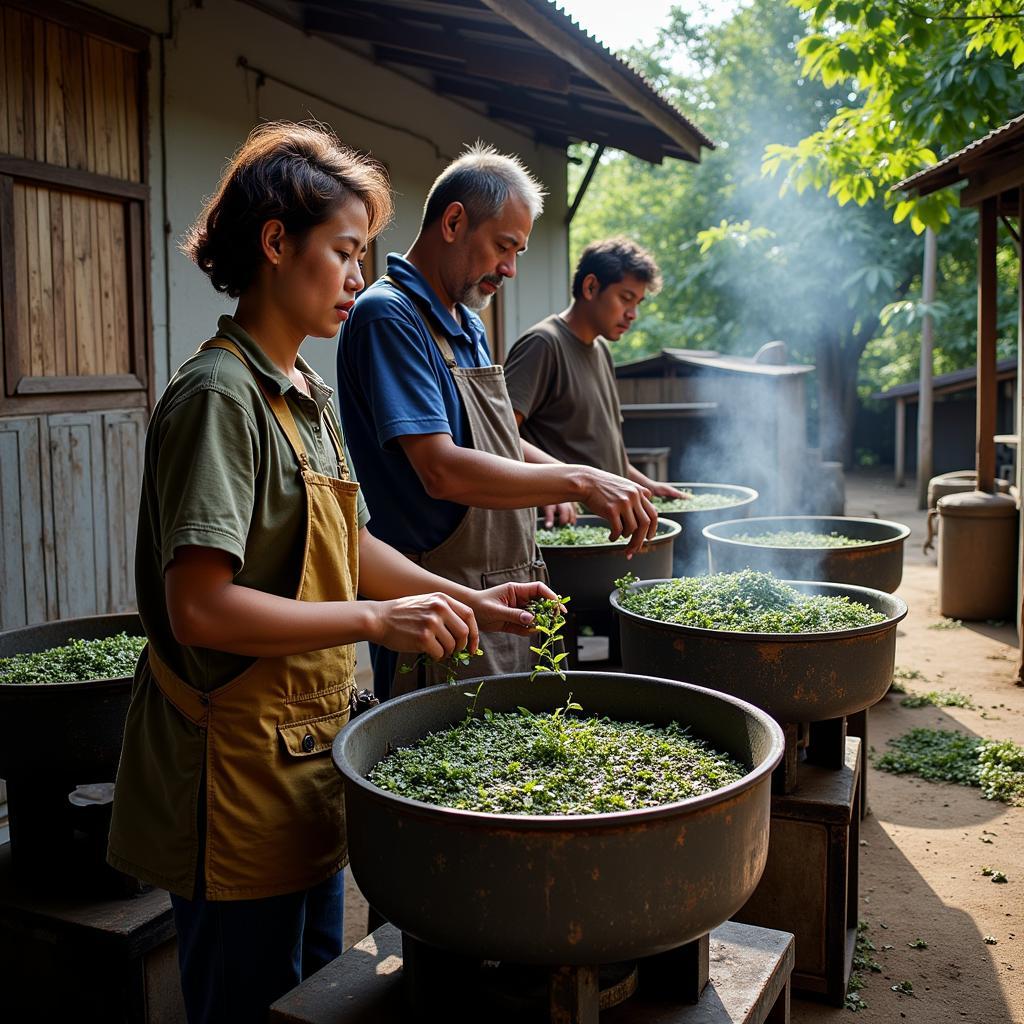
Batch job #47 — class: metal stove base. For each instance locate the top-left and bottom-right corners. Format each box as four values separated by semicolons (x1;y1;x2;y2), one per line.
270;921;794;1024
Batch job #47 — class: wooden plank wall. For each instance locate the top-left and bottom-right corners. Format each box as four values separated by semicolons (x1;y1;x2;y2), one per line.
0;409;145;629
0;7;142;182
13;184;131;380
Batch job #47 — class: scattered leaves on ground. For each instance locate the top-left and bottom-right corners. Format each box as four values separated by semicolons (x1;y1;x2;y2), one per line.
908;938;928;949
845;920;881;1012
900;690;975;709
874;728;1024;806
891;980;915;996
928;618;963;630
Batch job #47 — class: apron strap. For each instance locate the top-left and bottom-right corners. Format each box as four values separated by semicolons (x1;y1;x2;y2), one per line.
199;338;311;470
381;274;459;369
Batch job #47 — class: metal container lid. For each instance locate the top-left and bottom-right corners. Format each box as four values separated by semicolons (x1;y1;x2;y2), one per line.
936;490;1018;518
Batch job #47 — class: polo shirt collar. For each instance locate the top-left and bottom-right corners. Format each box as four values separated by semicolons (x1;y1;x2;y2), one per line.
216;315;333;415
384;253;476;344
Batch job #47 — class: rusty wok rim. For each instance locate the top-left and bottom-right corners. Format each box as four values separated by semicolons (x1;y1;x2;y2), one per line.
535;515;680;549
702;515;911;551
333;671;785;829
610;578;908;644
656;482;759;514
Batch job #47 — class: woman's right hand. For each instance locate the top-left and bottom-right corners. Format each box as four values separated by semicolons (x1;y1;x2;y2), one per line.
368;593;478;660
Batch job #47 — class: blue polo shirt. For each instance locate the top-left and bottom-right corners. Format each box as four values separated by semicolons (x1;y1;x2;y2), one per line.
337;253;492;554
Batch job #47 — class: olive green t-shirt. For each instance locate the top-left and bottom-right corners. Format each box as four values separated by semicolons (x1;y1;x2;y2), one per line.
504;314;630;477
136;315;369;692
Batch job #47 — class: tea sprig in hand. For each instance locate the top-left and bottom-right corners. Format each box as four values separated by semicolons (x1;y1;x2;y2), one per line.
400;646;484;686
528;595;570;681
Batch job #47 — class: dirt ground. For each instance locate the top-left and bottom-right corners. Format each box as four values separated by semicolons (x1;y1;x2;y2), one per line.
342;471;1024;1022
789;472;1024;1024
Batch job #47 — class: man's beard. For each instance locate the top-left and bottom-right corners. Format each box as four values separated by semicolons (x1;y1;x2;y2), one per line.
457;274;502;312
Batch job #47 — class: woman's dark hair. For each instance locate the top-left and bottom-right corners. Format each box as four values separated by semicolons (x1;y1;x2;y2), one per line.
182;122;393;297
571;237;662;299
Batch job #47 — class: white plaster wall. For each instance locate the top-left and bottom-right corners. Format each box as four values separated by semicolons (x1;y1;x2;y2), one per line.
89;0;569;395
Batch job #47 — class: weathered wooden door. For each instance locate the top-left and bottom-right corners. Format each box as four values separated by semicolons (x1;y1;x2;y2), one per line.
0;1;151;630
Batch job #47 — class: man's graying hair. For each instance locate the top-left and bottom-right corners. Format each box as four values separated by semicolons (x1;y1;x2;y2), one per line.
421;142;546;229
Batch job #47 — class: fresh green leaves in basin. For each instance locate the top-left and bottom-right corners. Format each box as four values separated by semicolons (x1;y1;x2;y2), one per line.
653;490;745;512
368;704;745;814
615;569;885;634
536;524;626;546
0;633;147;685
728;530;872;548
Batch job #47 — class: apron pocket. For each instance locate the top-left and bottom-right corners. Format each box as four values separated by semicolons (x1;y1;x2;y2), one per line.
480;558;548;590
278;709;351;758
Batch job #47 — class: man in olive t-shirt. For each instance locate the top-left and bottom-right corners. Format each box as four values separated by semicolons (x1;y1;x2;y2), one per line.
505;237;685;503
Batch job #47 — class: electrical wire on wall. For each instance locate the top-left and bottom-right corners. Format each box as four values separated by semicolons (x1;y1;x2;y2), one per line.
236;56;454;163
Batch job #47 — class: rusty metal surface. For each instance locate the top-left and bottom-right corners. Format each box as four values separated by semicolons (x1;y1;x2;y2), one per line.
538;515;680;613
0;613;141;778
612;581;907;723
655;484;759;578
333;671;784;966
704;516;910;593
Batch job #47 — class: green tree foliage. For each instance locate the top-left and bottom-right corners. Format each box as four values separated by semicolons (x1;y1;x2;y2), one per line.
765;1;1024;232
569;0;1020;463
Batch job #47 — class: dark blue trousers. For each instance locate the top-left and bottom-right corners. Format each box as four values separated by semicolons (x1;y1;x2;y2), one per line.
170;869;344;1024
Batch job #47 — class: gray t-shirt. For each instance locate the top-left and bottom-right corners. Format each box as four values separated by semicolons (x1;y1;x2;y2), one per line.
504;314;629;477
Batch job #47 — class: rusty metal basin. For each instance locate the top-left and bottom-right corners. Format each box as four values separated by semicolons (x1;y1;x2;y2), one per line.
333;671;784;965
704;516;910;593
612;581;907;723
655;483;759;578
538;514;680;614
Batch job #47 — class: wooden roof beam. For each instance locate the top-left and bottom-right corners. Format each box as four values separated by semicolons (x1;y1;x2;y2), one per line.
304;8;569;92
960;149;1024;206
479;0;703;160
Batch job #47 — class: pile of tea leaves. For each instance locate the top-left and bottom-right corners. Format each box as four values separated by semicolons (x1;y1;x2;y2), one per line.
728;530;871;549
0;633;146;685
368;705;745;814
615;570;885;634
536;524;626;546
875;728;1024;806
653;491;744;512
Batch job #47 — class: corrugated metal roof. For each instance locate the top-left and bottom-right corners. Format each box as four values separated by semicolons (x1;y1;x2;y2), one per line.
871;357;1017;400
895;112;1024;196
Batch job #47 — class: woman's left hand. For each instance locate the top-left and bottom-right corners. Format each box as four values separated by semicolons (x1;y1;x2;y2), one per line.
470;580;559;635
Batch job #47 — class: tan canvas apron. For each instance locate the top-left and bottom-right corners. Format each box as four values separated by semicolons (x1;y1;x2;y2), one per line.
113;338;360;900
383;277;547;694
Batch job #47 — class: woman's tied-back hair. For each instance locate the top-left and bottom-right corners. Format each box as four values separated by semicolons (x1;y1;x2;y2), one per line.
572;237;662;299
182;121;393;298
421;141;546;229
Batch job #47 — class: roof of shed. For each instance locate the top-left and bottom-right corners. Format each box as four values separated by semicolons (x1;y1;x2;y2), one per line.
615;347;814;379
280;0;713;164
895;112;1024;196
871;357;1017;401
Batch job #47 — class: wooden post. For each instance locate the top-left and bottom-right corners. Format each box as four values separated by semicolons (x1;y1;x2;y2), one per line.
1018;189;1024;684
977;197;999;494
917;228;937;508
894;397;906;486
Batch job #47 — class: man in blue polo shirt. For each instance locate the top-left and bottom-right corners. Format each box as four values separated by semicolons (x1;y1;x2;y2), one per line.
338;144;657;698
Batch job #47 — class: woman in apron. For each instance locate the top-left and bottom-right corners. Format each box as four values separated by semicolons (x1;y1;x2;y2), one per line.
108;122;554;1024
